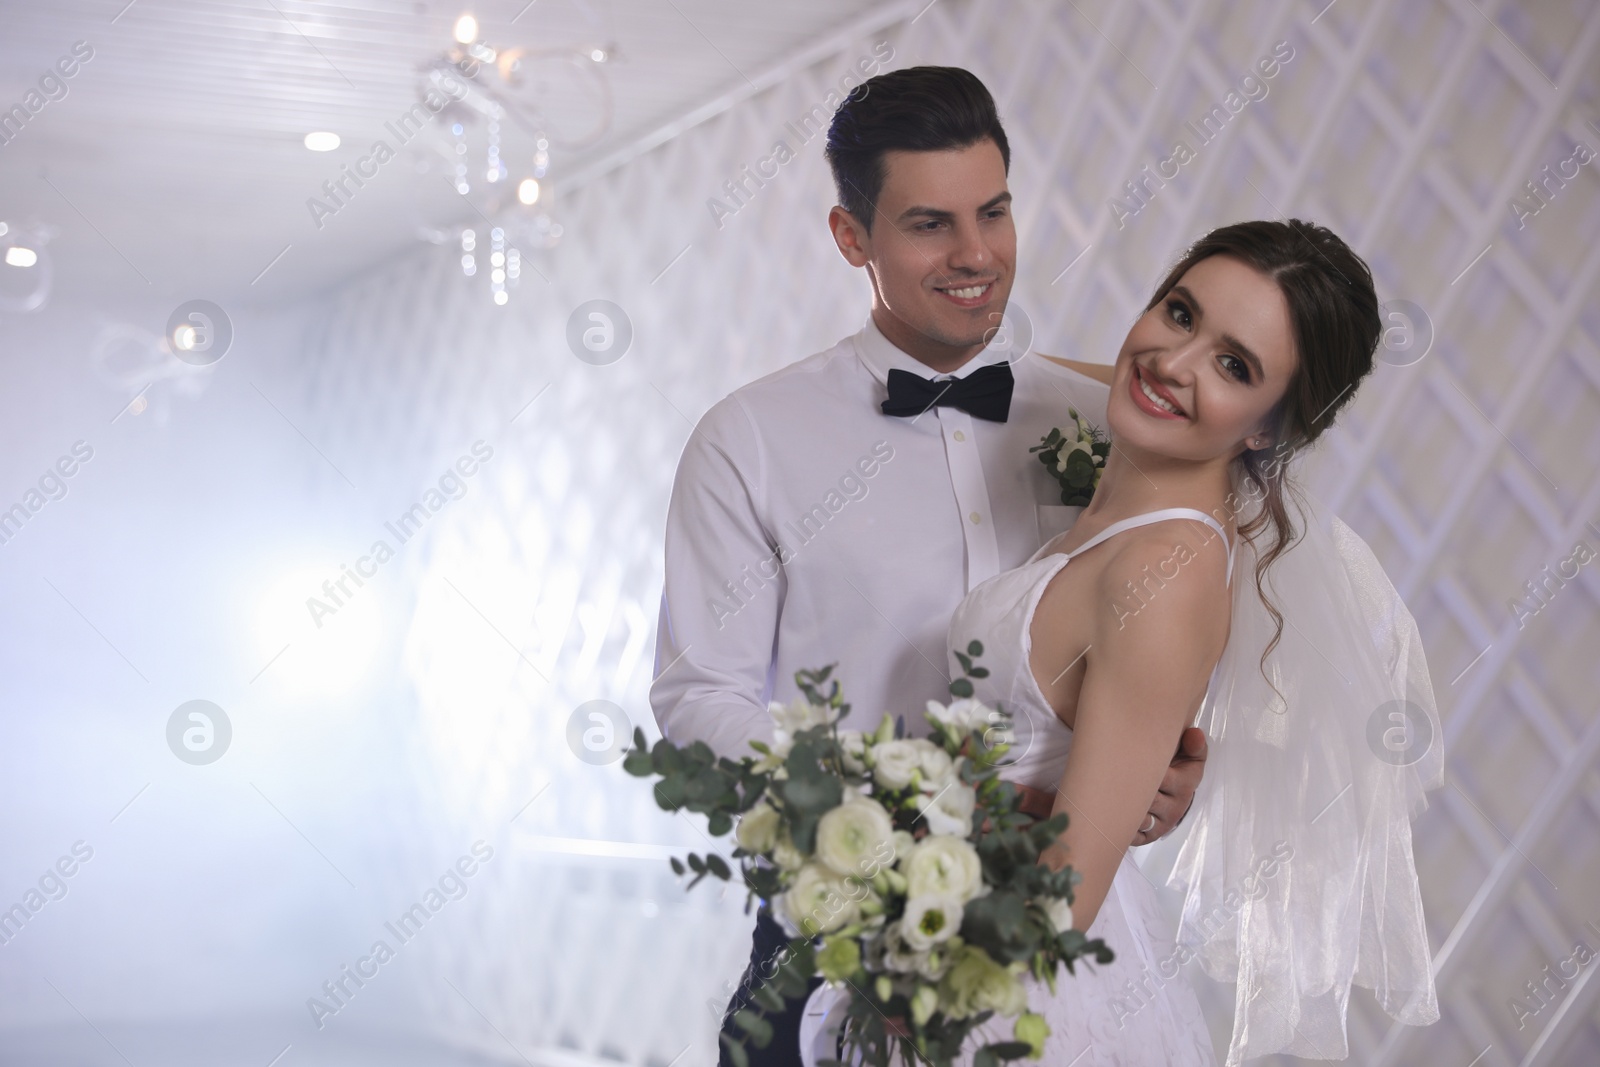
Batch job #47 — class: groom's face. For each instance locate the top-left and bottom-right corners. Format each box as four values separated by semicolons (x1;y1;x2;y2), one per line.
840;138;1016;361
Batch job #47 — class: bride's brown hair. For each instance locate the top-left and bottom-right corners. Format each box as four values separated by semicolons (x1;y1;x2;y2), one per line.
1141;219;1381;668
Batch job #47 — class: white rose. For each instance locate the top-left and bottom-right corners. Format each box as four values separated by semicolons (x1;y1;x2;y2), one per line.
1043;896;1073;934
917;780;976;837
871;739;923;790
900;894;964;951
904;834;984;901
779;863;861;937
814;795;896;879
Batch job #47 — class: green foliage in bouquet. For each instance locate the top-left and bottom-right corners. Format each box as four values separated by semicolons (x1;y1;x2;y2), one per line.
1029;408;1110;507
623;645;1113;1067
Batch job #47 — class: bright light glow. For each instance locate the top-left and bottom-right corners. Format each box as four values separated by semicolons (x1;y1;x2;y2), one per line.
173;324;197;351
491;268;505;283
453;14;478;43
256;565;385;698
0;222;9;237
4;246;37;268
303;131;340;152
517;178;540;205
493;291;508;305
590;49;607;63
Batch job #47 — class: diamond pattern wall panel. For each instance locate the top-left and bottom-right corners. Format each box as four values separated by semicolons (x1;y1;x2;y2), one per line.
293;1;1600;1063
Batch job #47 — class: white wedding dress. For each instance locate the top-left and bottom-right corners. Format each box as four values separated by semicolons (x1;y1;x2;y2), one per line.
942;507;1232;1066
801;494;1442;1065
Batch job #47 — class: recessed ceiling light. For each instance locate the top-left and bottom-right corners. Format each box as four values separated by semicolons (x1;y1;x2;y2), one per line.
4;247;38;268
590;48;606;62
454;14;478;44
517;178;540;205
304;131;340;152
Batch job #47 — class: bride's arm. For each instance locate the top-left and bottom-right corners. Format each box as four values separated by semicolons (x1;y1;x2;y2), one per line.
1037;354;1114;385
1041;533;1229;929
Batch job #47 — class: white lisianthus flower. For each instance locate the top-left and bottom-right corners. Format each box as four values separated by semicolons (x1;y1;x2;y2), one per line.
892;830;916;859
879;920;928;975
751;734;790;773
915;745;956;794
916;944;955;981
771;833;804;872
769;696;836;737
917;780;977;837
837;730;867;775
814;795;896;879
778;863;860;937
900;894;964;951
904;834;984;901
938;945;1029;1019
734;800;781;854
926;697;993;734
870;739;925;790
1043;896;1073;934
1055;452;1070;474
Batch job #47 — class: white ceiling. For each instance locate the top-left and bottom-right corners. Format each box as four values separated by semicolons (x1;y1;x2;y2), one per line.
0;0;888;309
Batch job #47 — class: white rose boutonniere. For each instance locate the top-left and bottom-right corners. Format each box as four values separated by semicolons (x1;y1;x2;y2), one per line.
1030;407;1110;507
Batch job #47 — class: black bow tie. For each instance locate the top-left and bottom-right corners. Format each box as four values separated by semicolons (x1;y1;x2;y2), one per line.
881;362;1014;423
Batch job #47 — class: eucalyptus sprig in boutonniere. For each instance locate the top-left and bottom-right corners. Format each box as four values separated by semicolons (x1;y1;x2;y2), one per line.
1030;408;1109;507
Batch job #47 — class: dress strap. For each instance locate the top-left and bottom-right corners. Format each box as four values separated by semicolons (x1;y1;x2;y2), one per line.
1062;507;1236;585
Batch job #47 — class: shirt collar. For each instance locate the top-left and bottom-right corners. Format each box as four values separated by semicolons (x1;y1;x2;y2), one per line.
852;313;1005;387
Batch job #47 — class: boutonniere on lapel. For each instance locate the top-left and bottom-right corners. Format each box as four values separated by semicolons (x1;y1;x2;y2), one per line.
1030;408;1109;507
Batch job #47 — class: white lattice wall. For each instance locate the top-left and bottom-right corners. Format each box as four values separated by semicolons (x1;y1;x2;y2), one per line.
296;1;1600;1063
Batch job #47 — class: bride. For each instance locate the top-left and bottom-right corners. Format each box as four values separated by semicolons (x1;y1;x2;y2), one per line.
810;218;1442;1065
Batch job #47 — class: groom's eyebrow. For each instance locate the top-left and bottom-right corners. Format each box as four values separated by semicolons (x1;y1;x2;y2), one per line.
1172;284;1267;382
898;191;1013;223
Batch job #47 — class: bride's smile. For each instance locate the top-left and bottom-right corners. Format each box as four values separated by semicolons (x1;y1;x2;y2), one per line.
1105;253;1298;474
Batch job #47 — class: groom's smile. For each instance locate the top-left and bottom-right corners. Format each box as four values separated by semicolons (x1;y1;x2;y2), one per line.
932;279;997;308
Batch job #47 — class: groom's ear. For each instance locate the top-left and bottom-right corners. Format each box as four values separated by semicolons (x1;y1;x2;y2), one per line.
829;204;872;267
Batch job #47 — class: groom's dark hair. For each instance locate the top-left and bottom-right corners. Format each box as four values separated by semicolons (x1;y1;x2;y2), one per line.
825;66;1010;234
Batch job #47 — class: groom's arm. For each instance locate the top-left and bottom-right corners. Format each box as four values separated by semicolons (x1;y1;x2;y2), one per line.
649;396;782;762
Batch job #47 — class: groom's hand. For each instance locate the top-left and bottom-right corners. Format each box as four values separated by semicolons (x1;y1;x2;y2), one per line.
1014;783;1057;820
1012;727;1207;840
1133;726;1208;846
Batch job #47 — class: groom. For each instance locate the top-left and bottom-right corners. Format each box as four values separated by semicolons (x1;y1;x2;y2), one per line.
649;66;1207;1065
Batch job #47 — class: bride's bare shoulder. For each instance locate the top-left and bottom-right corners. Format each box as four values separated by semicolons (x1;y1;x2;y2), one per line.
1037;354;1114;385
1091;523;1232;638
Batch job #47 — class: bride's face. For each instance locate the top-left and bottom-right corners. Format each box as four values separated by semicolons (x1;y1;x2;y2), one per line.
1106;254;1297;463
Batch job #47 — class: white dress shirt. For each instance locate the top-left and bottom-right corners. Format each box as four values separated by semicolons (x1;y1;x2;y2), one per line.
650;315;1110;759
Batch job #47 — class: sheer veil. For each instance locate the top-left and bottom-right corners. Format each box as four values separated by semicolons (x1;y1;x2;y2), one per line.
1164;480;1443;1063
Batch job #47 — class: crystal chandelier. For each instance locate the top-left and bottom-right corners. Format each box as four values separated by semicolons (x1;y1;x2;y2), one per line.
418;9;616;304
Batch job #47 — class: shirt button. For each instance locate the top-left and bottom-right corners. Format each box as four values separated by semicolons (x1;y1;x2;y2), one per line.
969;511;982;524
953;430;966;442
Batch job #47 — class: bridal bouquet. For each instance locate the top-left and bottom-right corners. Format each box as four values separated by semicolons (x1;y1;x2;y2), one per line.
624;644;1111;1067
